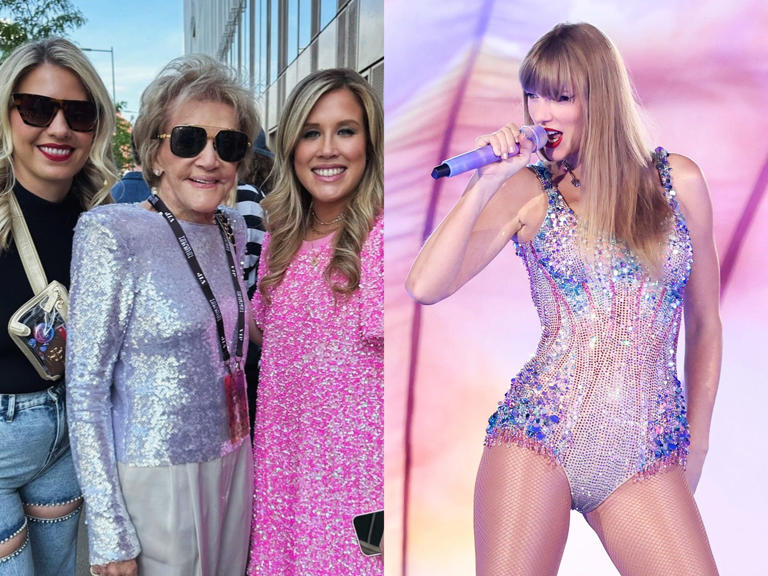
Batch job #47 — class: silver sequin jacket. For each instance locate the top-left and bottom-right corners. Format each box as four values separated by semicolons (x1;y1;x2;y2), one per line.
66;203;248;565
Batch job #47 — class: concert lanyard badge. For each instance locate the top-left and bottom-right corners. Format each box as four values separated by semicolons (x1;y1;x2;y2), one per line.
149;194;249;442
224;362;249;442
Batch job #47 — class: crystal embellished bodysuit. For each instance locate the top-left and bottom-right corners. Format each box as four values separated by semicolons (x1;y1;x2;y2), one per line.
485;149;692;513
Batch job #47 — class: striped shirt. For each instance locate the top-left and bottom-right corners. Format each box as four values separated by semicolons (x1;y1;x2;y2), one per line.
235;183;266;299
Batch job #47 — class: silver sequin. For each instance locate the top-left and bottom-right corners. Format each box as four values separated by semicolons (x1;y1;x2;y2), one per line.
66;203;249;564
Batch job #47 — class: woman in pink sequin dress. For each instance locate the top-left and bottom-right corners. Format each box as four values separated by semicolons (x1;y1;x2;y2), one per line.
247;69;383;575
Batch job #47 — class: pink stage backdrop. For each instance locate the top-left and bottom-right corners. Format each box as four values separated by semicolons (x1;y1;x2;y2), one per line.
384;1;768;574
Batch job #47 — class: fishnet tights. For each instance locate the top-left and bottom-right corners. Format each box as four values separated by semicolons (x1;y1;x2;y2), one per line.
474;446;571;576
474;448;717;576
586;466;719;575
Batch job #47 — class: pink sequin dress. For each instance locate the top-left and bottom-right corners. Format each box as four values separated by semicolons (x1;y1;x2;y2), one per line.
248;215;383;575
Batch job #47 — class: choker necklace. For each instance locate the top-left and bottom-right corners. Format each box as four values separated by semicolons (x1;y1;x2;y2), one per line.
561;160;581;188
311;207;344;227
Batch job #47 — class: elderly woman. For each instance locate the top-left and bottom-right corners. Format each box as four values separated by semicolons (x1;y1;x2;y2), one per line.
0;38;115;576
66;55;259;576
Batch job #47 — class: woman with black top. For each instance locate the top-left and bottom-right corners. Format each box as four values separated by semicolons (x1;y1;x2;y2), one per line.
0;38;116;574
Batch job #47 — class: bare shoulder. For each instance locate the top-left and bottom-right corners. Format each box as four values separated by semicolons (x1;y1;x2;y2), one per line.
471;163;544;241
666;153;715;242
495;165;546;220
667;153;705;182
514;166;550;242
500;162;545;199
667;153;712;219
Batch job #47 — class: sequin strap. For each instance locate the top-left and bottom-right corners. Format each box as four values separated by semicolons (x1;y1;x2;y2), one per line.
527;163;559;204
524;163;564;239
652;147;677;204
652;146;690;234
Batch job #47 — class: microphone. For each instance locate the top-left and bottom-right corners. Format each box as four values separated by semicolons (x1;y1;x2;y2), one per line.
431;125;548;179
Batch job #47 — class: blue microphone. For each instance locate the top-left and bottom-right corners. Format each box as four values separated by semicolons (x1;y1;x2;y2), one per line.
431;125;548;179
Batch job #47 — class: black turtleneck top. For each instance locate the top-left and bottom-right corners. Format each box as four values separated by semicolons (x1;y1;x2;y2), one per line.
0;182;83;393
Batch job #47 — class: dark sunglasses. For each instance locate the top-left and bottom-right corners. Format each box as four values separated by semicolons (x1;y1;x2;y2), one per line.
12;93;97;132
156;125;250;163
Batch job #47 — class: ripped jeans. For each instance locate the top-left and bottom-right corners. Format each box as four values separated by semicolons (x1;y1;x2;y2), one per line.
0;382;82;575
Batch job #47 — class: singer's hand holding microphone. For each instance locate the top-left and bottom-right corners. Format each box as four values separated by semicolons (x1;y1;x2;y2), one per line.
431;123;548;179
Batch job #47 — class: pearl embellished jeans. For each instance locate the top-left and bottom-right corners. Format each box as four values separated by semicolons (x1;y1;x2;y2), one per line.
0;382;82;575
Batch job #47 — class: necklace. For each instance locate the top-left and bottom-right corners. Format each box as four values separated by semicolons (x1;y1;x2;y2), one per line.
310;221;339;235
309;244;322;269
561;160;581;188
311;207;344;226
305;235;328;270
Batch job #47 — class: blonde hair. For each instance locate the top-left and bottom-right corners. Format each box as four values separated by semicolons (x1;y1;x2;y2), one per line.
132;54;260;190
0;37;117;251
520;23;671;271
259;68;383;299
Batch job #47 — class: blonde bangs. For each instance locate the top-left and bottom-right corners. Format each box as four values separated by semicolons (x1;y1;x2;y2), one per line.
519;23;672;274
521;34;591;109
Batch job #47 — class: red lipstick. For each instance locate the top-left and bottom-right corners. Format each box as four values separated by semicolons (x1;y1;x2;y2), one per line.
38;144;73;162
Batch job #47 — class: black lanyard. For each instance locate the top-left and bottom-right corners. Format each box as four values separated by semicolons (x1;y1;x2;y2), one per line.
148;194;245;369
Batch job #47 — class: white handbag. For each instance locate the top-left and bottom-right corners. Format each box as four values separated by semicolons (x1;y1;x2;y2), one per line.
7;191;68;381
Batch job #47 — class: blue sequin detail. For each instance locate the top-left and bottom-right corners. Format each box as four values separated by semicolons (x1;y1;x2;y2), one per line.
487;148;692;513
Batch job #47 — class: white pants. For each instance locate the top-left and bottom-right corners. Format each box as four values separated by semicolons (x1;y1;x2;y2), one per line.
117;439;253;576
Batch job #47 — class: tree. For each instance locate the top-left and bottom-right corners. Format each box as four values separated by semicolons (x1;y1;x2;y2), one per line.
0;1;131;175
113;102;133;174
0;0;85;60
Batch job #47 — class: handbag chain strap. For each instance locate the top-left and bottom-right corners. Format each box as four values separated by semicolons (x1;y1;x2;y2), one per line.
8;190;49;295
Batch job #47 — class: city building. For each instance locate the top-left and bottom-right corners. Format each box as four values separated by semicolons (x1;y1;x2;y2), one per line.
183;0;383;138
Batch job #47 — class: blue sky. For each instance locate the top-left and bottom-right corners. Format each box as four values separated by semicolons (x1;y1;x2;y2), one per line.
67;0;185;123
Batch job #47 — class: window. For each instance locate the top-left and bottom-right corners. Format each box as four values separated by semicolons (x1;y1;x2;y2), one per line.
321;0;336;29
299;0;312;50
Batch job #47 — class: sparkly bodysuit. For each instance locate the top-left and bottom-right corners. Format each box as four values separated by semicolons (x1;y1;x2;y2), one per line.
485;149;692;513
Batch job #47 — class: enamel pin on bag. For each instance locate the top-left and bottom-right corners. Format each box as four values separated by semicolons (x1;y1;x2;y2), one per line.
7;191;68;380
